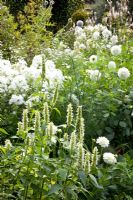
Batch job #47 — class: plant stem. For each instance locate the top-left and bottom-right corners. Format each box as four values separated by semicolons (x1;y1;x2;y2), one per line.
39;179;45;200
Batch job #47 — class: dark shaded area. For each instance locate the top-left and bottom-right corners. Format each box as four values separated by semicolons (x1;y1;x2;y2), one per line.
3;0;27;18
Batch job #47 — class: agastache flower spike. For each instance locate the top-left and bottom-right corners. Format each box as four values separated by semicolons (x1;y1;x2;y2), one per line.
34;111;41;132
79;117;85;144
46;122;57;138
75;106;83;130
22;109;28;132
91;146;99;167
67;103;73;127
70;131;77;155
63;132;69;142
84;152;91;174
43;102;50;124
77;143;85;168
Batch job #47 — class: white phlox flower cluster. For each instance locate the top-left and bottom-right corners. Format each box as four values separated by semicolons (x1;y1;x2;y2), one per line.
9;94;25;105
9;75;28;92
103;152;117;164
0;76;9;93
96;136;109;148
31;54;44;68
45;60;64;88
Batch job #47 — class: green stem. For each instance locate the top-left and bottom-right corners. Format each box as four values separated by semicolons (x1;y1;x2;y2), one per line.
39;179;45;200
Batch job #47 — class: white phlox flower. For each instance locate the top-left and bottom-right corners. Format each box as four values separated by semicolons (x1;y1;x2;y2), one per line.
32;54;44;68
45;60;56;71
24;67;42;80
9;94;25;105
45;61;64;88
9;75;28;91
96;136;109;148
0;76;8;93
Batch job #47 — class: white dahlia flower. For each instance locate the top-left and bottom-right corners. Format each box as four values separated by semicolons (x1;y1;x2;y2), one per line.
108;61;116;69
87;69;101;81
92;31;100;40
76;20;84;27
96;137;109;148
89;55;98;63
118;67;130;80
103;152;117;164
111;45;122;56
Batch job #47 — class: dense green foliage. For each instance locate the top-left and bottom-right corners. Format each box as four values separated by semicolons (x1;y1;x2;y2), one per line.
0;0;133;199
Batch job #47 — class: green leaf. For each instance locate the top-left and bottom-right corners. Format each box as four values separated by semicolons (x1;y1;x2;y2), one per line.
119;121;127;128
0;146;6;154
103;113;110;118
53;108;61;117
58;168;68;181
47;184;63;195
89;174;103;189
0;128;8;135
78;170;87;186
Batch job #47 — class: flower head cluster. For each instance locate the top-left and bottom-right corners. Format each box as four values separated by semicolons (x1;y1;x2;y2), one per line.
45;60;64;88
9;94;25;105
4;139;12;149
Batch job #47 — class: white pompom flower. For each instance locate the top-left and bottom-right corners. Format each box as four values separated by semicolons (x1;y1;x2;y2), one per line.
92;31;100;40
108;61;116;70
76;20;84;27
89;55;98;63
118;67;130;80
103;152;117;164
87;69;101;81
96;136;109;148
111;45;122;56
